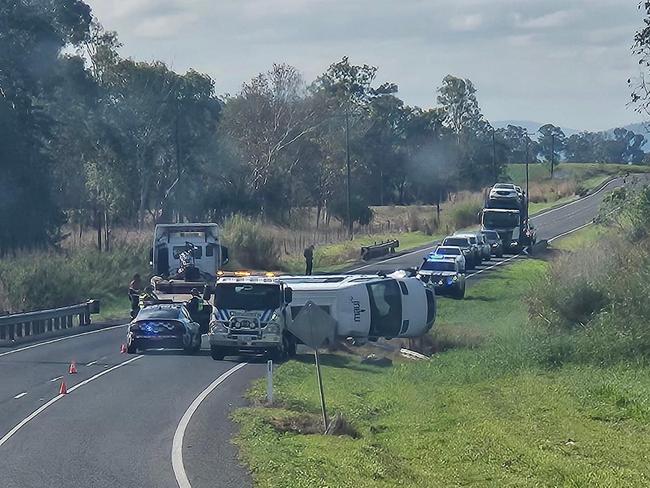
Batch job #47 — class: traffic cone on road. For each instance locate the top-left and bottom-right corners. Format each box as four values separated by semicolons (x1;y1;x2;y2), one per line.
120;343;127;354
68;361;77;374
59;381;68;395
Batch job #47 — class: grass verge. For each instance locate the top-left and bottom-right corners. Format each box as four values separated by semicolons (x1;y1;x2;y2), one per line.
234;229;650;487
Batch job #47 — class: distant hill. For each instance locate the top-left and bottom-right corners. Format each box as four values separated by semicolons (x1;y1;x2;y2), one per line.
492;120;579;137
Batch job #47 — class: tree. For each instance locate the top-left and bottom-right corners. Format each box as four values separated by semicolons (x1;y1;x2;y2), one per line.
0;0;92;254
221;63;318;219
537;124;566;176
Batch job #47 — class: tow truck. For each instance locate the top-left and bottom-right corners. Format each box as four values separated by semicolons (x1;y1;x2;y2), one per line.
481;184;535;253
209;272;296;361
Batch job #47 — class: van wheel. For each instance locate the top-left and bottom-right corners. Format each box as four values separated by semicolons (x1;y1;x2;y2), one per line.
211;346;225;361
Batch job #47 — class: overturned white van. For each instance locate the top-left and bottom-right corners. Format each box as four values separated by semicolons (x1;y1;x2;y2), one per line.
279;272;436;340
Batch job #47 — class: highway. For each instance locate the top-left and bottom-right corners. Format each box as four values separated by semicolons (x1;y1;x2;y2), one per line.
0;175;643;488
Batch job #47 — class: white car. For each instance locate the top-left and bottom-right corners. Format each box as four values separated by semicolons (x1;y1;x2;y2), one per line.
427;246;466;273
489;183;519;200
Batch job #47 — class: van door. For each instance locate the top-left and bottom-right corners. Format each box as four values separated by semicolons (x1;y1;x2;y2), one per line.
366;279;402;338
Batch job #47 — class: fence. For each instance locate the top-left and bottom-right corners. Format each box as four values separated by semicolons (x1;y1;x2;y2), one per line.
0;300;100;343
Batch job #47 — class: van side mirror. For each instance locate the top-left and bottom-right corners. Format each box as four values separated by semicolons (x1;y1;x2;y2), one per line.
220;245;229;265
284;287;293;304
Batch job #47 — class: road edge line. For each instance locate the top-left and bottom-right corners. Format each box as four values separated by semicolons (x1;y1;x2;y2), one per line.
0;355;143;448
0;324;126;358
172;361;249;488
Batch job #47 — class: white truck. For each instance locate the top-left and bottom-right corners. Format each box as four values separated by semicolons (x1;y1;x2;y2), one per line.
151;223;229;297
208;272;437;360
209;275;295;361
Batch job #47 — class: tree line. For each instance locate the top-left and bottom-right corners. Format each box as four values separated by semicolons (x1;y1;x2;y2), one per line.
2;0;649;254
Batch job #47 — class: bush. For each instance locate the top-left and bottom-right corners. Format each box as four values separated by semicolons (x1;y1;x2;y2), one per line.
0;242;150;313
527;233;650;366
223;215;280;270
444;195;482;230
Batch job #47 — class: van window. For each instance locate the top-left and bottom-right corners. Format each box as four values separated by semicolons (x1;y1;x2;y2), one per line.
398;282;409;295
366;279;402;337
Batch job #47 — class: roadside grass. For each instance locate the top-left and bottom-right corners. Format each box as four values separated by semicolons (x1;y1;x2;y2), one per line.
281;231;436;274
234;229;650;487
507;162;650;186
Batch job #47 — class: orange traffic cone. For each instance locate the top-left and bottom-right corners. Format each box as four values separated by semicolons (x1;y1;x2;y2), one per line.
120;343;127;354
59;381;68;395
68;361;77;374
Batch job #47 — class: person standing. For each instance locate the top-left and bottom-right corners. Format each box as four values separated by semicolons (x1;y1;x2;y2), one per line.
128;274;142;317
304;244;315;275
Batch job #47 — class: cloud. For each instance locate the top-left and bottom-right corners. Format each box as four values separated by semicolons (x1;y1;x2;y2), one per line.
83;0;645;130
449;14;484;32
135;12;199;39
515;9;578;29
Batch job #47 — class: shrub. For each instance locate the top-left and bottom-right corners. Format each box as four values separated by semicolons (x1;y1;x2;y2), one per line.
0;241;150;313
444;195;482;230
223;214;280;270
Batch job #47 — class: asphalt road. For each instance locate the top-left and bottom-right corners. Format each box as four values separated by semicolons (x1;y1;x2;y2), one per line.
0;175;644;488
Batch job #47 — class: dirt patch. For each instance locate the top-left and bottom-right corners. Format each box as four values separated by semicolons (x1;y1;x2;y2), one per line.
268;412;361;438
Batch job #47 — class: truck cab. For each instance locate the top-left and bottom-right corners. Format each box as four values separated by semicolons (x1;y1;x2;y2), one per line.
152;223;228;280
208;276;295;361
481;208;522;252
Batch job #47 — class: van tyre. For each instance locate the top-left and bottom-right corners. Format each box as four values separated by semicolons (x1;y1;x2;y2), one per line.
454;284;466;299
211;346;225;361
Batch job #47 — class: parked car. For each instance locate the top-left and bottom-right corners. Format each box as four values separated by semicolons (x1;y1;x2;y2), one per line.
480;229;504;258
453;233;483;264
441;236;477;269
474;233;492;261
428;246;466;272
417;257;466;299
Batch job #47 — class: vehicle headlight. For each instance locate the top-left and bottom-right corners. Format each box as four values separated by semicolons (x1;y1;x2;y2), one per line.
452;275;458;282
210;320;228;334
265;323;281;335
270;312;279;322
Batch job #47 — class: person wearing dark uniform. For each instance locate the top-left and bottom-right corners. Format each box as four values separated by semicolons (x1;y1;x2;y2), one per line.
304;245;314;275
186;288;205;315
128;274;142;318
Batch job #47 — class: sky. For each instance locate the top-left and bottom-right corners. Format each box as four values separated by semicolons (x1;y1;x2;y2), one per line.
85;0;648;131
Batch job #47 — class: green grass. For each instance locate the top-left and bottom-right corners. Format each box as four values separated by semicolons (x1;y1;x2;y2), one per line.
235;231;650;487
281;231;436;274
550;224;605;252
507;162;650;186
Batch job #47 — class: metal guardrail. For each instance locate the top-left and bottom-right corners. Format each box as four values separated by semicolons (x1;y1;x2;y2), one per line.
360;239;400;261
0;300;100;343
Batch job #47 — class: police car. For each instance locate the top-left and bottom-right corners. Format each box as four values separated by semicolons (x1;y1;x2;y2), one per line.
126;303;202;354
417;256;466;299
428;246;466;272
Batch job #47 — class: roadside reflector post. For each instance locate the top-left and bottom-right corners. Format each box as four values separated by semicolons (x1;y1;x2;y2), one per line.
266;360;273;404
314;348;328;431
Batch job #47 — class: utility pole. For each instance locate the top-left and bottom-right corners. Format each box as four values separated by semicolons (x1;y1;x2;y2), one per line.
550;133;555;178
345;105;353;240
525;137;530;218
492;128;497;183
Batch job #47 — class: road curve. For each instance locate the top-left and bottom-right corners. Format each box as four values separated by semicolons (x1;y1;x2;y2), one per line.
0;174;645;488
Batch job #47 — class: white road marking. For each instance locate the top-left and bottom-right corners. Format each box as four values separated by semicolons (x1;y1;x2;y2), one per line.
86;361;97;367
172;362;249;488
547;221;594;243
467;254;523;279
0;355;143;449
0;324;126;358
13;392;27;399
49;376;63;383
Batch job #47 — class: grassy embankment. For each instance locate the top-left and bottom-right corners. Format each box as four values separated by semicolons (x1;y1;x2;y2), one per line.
233;219;650;487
